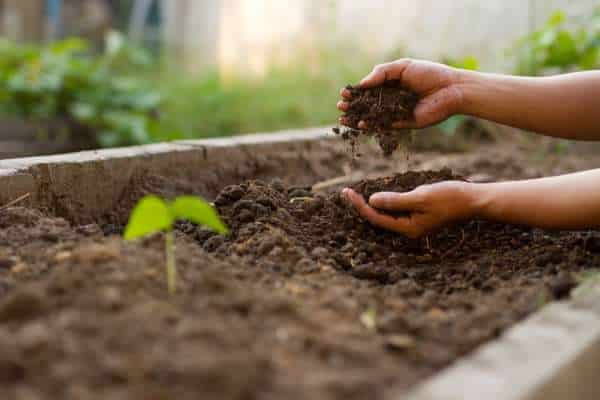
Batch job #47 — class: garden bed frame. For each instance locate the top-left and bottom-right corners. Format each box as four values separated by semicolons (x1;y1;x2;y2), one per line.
0;128;599;400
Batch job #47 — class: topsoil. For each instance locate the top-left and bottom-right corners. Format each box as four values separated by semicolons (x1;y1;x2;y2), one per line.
335;80;419;156
0;132;598;400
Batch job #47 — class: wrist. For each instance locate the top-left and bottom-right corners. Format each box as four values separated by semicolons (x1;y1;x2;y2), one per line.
466;182;496;219
453;69;484;115
462;181;494;219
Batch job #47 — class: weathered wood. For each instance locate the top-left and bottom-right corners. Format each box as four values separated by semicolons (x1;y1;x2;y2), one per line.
404;280;600;400
0;127;333;222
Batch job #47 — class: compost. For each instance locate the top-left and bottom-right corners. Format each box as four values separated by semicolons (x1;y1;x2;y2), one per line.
0;135;597;400
334;80;419;156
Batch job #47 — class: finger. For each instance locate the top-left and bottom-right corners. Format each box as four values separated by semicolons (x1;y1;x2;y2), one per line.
360;59;412;88
343;189;413;233
337;101;350;112
340;88;352;99
369;191;423;212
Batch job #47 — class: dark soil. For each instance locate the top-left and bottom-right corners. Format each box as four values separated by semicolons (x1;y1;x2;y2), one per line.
351;170;464;218
334;80;419;156
0;135;599;399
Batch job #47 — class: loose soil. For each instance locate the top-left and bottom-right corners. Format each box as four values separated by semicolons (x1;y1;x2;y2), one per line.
335;80;419;156
0;131;599;399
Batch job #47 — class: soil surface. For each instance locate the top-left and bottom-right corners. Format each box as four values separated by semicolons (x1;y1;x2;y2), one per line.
0;129;599;399
335;80;419;156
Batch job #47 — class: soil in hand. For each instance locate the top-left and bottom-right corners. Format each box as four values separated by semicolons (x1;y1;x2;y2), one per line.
334;80;419;156
351;170;462;217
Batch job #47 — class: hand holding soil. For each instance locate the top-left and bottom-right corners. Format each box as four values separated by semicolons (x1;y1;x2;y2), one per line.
343;180;474;239
337;59;463;130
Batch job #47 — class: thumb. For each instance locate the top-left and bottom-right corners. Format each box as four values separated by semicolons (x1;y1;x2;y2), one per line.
359;59;411;88
368;191;423;212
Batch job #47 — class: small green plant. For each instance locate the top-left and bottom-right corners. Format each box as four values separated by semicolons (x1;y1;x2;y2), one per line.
124;195;228;294
360;306;377;332
0;31;161;147
514;9;600;76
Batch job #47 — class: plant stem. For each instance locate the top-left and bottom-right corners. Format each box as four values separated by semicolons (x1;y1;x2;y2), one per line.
166;230;176;294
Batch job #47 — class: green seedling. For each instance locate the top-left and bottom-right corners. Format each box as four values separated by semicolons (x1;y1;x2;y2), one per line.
360;306;377;332
124;195;228;294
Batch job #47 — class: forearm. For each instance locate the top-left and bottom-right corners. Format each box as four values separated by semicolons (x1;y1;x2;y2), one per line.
457;70;600;140
470;169;600;230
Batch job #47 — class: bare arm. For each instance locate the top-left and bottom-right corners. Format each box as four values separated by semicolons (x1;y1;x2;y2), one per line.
343;169;600;238
473;169;600;229
338;60;600;140
460;70;600;141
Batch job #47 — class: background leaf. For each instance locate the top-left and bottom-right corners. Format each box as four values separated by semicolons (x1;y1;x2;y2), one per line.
124;195;173;240
171;196;228;234
437;115;465;136
548;10;566;26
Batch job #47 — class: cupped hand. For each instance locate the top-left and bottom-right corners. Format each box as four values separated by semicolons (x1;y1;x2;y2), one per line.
342;181;477;239
337;59;465;129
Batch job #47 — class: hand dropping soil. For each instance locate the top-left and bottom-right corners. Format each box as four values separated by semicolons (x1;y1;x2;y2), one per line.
334;80;419;156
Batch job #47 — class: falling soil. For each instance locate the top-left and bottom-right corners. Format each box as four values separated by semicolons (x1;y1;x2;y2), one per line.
0;134;599;399
334;80;419;156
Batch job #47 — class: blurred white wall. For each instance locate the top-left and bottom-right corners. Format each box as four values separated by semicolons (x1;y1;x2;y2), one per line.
162;0;598;75
334;0;597;72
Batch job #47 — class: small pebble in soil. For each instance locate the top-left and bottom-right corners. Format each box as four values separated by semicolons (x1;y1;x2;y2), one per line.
384;334;416;351
18;322;50;354
548;273;578;300
0;289;45;322
0;257;16;270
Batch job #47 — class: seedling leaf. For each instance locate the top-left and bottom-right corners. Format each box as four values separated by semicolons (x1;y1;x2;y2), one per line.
124;195;173;240
171;196;228;234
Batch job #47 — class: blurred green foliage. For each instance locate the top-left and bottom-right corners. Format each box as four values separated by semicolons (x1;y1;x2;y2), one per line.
4;7;599;149
153;50;371;141
0;32;161;146
514;8;600;75
0;32;370;146
444;55;480;71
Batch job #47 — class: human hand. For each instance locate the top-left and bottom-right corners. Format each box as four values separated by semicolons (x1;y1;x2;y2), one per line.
337;59;465;129
342;181;477;239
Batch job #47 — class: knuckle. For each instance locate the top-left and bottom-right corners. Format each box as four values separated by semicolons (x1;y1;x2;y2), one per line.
394;58;412;68
411;189;429;205
373;63;387;73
